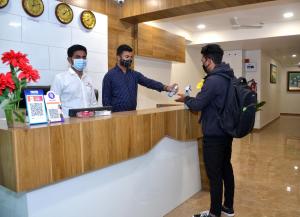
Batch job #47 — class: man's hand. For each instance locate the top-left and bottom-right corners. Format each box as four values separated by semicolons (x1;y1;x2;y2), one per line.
175;93;186;103
164;83;178;92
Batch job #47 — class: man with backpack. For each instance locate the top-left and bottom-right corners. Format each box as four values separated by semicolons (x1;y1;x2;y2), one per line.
176;44;236;217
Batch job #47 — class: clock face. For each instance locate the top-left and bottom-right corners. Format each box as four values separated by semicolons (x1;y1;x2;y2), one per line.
22;0;44;17
80;10;96;30
0;0;9;9
55;3;73;24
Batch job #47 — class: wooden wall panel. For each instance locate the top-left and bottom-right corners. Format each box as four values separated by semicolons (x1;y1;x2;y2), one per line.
151;112;166;147
176;109;190;140
50;124;83;182
108;16;135;69
165;111;177;138
190;111;202;139
0;130;16;191
136;24;185;62
129;115;152;158
110;116;131;163
14;128;52;191
121;0;276;23
81;119;112;171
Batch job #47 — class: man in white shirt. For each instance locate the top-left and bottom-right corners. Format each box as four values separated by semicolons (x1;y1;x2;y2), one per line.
51;44;97;117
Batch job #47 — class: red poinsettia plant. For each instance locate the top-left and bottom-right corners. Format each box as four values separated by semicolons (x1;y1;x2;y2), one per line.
0;50;40;111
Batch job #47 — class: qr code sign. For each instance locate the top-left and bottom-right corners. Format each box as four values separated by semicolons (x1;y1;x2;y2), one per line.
30;103;44;117
48;109;60;119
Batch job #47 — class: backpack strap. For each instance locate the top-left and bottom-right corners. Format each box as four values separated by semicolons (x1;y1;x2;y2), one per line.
208;72;233;115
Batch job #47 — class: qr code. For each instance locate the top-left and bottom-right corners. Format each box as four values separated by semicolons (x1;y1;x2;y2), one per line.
30;103;44;117
48;109;60;119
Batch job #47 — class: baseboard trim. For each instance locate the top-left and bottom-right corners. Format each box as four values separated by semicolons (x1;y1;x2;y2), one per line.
280;113;300;116
252;116;280;132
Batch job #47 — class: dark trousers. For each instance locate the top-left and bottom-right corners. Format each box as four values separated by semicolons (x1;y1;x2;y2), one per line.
203;136;235;217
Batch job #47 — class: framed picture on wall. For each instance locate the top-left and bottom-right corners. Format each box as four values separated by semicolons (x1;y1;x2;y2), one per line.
287;71;300;92
270;64;277;84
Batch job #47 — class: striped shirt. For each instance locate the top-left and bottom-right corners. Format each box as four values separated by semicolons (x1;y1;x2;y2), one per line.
102;65;165;112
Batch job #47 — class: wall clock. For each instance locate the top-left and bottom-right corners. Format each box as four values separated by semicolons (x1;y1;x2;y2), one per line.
80;10;96;30
0;0;9;9
55;3;73;24
22;0;44;17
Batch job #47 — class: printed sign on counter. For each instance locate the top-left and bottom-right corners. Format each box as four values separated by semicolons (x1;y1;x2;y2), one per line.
44;91;64;123
24;89;48;125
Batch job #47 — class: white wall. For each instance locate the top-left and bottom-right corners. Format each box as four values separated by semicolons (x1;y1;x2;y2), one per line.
260;52;281;127
170;47;204;97
223;50;243;78
0;0;108;116
135;47;205;109
135;56;173;109
280;67;300;114
191;20;300;45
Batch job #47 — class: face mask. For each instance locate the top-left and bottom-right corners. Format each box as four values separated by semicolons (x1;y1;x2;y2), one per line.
120;59;132;68
73;59;87;72
202;64;209;74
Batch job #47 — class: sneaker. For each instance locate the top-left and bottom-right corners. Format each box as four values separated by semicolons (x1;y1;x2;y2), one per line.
193;211;213;217
221;206;235;217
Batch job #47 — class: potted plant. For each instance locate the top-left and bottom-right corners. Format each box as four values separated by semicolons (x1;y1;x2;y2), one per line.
0;50;40;127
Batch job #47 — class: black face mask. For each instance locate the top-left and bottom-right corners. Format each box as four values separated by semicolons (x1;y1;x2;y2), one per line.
120;59;132;68
202;64;209;74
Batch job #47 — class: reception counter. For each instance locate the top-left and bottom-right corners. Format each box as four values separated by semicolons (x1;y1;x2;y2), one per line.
0;106;203;217
0;106;201;192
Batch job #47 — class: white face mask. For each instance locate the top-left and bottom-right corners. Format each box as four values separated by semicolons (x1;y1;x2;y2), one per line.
73;59;87;71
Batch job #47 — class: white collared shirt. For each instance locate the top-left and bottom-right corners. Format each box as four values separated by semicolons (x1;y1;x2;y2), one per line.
51;68;98;117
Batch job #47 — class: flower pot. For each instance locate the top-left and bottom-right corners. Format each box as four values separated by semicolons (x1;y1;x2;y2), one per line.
4;108;27;128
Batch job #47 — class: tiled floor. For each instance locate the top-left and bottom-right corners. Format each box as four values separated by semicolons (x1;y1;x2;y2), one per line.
165;116;300;217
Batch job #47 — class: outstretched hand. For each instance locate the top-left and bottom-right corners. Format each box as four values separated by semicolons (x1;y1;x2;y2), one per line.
164;83;178;92
175;93;186;102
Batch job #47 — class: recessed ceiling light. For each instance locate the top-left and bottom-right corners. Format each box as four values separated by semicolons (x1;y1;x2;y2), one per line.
197;24;206;30
283;12;294;18
292;54;297;58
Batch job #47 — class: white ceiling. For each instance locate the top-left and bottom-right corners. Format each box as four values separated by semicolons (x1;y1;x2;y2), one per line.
191;35;300;67
150;0;300;67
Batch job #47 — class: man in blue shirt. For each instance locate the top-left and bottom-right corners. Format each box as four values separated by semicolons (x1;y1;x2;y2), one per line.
102;44;177;112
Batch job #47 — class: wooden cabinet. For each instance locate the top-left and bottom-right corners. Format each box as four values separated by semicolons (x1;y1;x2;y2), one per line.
136;23;185;62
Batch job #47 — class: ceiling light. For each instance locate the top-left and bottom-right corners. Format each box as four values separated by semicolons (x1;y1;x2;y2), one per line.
286;186;292;192
283;12;294;18
197;24;206;30
294;166;299;170
292;54;297;58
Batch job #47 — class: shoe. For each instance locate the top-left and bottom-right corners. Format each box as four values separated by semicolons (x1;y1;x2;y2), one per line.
221;206;235;217
193;211;213;217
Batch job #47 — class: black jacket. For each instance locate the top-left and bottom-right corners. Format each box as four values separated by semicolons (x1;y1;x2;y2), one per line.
185;63;234;136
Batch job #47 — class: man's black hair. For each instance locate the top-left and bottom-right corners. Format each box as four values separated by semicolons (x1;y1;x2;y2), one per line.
117;44;133;56
201;44;224;64
67;44;87;57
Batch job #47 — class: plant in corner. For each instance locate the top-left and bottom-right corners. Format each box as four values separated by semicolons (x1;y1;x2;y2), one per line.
0;50;40;127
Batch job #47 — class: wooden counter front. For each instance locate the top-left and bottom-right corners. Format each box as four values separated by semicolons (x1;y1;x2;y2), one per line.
0;106;201;192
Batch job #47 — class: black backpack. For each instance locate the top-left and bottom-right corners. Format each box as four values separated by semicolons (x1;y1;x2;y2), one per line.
213;73;257;138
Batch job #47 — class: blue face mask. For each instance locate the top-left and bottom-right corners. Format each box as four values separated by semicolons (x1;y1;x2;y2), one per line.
73;59;87;72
